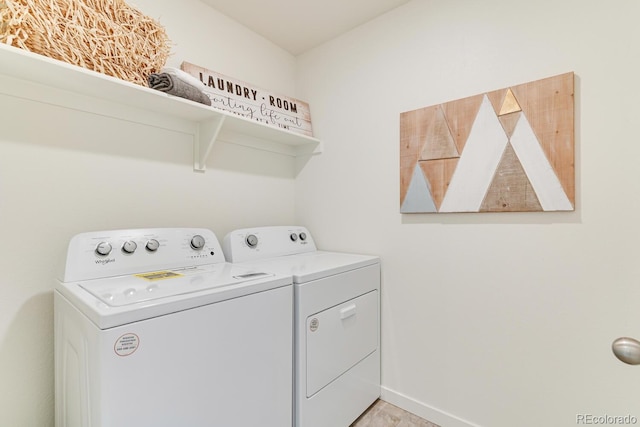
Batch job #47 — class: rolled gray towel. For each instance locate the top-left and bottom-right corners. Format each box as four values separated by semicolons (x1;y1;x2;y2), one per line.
148;73;212;106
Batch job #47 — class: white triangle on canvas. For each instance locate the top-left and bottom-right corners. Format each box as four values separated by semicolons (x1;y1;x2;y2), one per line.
439;95;509;212
400;164;437;213
509;114;573;211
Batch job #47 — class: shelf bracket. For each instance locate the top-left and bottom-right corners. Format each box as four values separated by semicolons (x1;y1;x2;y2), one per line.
194;115;226;172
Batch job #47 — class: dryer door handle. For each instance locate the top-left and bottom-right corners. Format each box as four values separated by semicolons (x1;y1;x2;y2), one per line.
340;304;357;320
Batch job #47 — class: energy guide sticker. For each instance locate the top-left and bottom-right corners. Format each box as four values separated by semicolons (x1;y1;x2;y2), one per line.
134;270;183;281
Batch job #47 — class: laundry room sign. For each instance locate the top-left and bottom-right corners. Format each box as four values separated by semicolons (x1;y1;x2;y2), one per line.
400;72;575;213
181;61;313;137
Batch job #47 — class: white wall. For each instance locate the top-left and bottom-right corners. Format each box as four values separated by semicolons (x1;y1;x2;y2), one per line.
0;1;298;425
296;0;640;426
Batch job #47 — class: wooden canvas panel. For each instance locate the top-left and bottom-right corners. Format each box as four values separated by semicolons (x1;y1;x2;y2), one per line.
441;94;483;154
399;72;574;213
419;105;459;161
510;114;573;211
480;144;542;212
486;88;508;117
439;95;509;212
498;111;522;139
420;158;459;211
400;106;435;205
511;72;574;207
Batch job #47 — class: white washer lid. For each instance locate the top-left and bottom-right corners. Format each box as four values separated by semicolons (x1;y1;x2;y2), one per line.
56;263;291;329
241;251;379;283
79;264;276;307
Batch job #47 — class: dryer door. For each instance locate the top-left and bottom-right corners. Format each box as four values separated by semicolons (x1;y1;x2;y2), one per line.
306;289;378;397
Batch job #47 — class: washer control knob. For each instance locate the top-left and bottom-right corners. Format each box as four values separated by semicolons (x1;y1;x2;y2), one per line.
95;242;112;256
290;233;298;242
299;232;307;241
145;239;160;252
245;234;258;248
190;235;206;250
122;240;137;254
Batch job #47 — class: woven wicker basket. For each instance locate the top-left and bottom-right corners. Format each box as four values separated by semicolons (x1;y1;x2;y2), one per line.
0;0;171;86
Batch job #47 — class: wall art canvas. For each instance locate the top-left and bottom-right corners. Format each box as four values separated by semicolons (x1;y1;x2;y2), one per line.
400;72;574;213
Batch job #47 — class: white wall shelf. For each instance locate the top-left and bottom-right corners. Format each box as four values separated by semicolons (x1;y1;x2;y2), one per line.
0;43;322;172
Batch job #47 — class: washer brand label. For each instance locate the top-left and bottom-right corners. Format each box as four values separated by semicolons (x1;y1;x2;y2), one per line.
114;333;139;357
95;258;115;265
134;270;183;281
309;318;319;332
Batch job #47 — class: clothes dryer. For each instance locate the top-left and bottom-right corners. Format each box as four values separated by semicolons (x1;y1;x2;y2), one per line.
55;228;293;427
223;226;380;427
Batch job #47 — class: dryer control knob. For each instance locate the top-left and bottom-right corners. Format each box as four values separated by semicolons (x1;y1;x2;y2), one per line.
95;242;112;256
145;239;160;252
299;232;307;241
290;233;298;242
245;234;258;248
122;240;137;254
190;235;206;250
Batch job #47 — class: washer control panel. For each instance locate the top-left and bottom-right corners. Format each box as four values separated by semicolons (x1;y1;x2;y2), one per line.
222;226;317;263
61;228;225;282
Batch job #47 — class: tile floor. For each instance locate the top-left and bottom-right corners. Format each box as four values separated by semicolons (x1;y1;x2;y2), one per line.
350;400;440;427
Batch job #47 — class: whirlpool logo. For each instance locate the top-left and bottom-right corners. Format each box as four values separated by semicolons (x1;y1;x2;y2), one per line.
95;258;115;265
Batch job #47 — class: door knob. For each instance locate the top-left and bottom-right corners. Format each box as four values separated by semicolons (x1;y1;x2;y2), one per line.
612;337;640;365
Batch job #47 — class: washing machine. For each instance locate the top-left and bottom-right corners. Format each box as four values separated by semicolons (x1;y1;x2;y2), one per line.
54;228;293;427
222;226;380;427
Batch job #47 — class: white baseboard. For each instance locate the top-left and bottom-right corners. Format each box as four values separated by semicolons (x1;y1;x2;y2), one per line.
380;386;482;427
